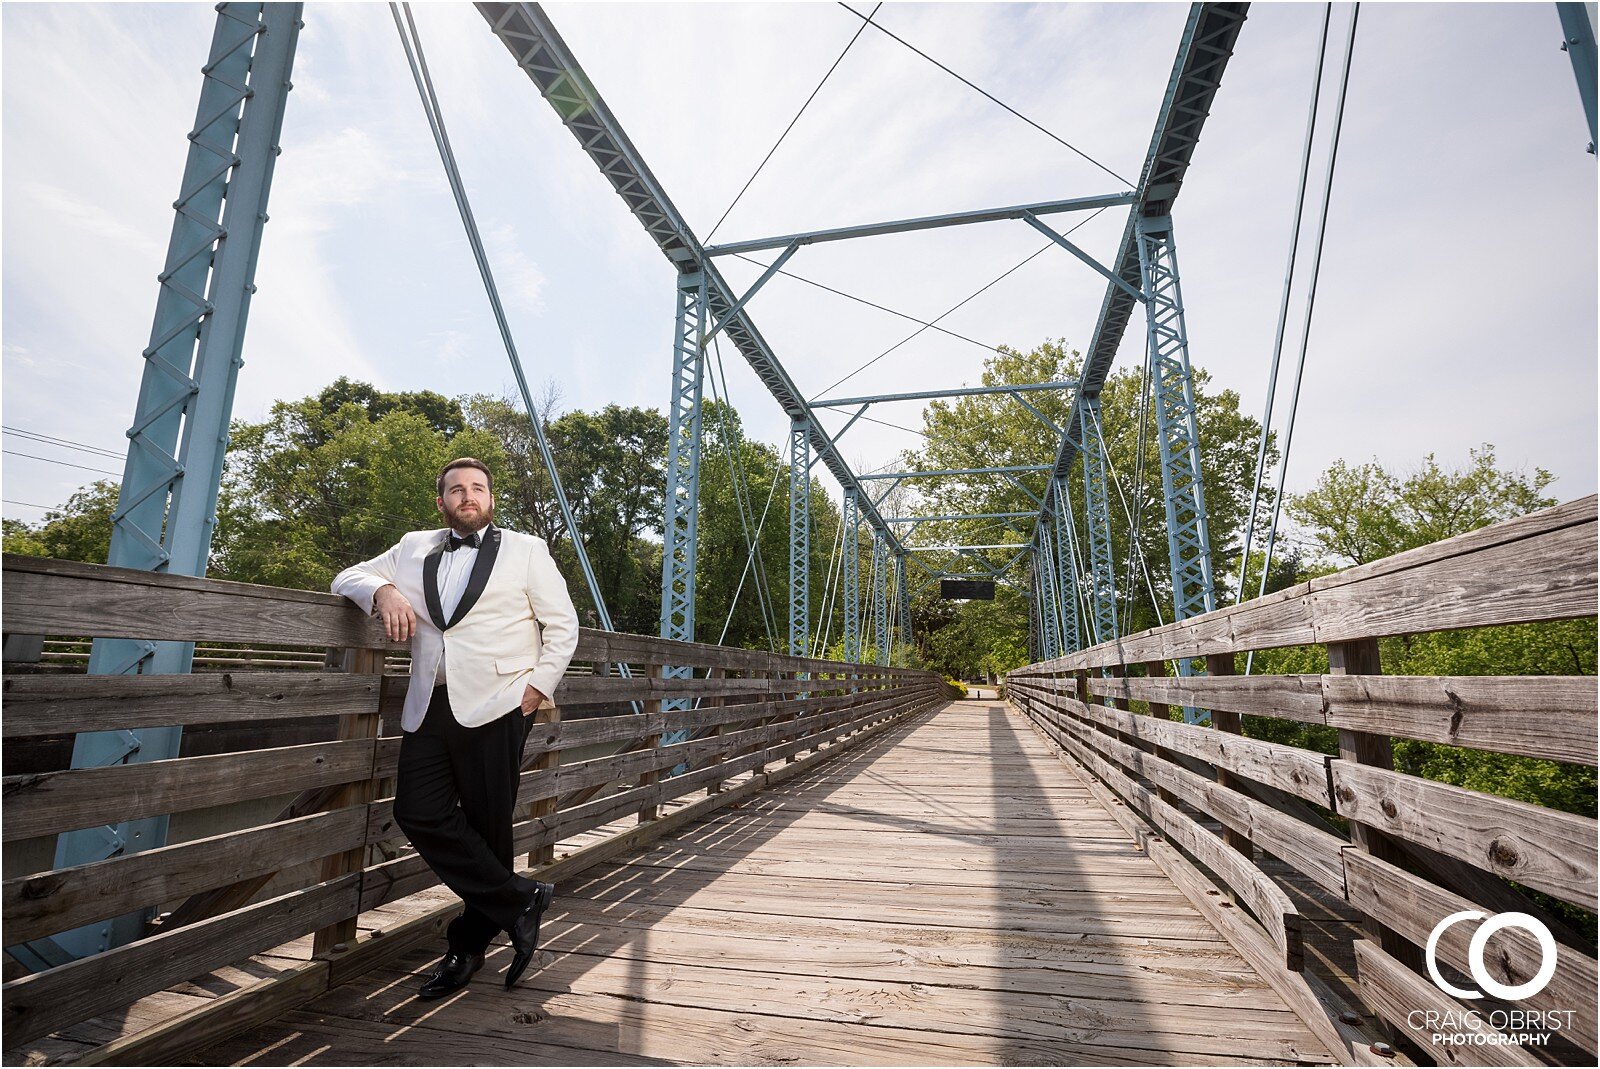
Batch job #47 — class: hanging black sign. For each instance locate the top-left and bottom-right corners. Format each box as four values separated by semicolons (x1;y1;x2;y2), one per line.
940;579;995;601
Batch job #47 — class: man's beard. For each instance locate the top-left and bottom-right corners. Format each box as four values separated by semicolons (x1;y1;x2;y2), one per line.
442;500;493;534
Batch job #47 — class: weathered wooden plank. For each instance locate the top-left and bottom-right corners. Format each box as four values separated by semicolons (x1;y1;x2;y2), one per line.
2;739;377;842
1310;520;1598;643
1354;939;1547;1067
0;671;383;738
1330;760;1598;909
1091;673;1327;725
1;875;360;1047
2;807;367;945
1323;674;1598;766
1;553;385;649
1031;683;1331;806
313;647;384;955
1343;848;1599;1055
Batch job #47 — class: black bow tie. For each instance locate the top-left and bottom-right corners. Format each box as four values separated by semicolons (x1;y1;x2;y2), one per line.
446;531;481;552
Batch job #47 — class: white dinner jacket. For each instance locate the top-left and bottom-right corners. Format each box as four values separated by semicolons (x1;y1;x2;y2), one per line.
331;525;579;731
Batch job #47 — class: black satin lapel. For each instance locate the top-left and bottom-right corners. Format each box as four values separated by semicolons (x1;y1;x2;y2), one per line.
447;526;500;629
422;537;448;631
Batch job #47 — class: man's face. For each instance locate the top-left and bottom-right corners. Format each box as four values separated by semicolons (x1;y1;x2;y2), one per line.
437;467;493;533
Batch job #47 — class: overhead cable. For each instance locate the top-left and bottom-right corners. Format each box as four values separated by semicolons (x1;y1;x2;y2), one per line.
391;3;618;632
705;2;883;243
837;3;1134;188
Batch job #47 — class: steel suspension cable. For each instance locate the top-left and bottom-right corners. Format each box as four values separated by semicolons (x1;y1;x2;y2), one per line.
1252;4;1360;641
1235;4;1334;608
836;3;1134;188
1084;402;1167;627
707;340;780;650
705;3;882;243
391;4;617;631
811;206;1108;402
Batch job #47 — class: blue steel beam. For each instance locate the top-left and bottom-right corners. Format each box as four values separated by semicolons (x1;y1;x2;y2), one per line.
859;465;1051;481
811;381;1076;408
45;2;301;962
1136;216;1215;624
1052;477;1084;655
476;4;915;618
885;512;1036;523
842;488;861;662
1036;531;1061;659
1079;396;1119;648
1558;2;1599;152
703;192;1136;257
788;420;811;656
1021;211;1146;304
895;551;911;661
1032;4;1249;582
872;534;890;666
660;273;708;647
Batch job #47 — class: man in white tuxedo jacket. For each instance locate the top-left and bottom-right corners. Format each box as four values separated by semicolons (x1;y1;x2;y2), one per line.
332;457;578;998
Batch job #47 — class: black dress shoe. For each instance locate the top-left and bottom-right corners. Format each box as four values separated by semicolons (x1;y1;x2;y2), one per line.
417;950;484;1000
505;881;555;990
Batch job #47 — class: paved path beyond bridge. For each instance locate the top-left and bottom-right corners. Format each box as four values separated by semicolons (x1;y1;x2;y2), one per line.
196;700;1331;1066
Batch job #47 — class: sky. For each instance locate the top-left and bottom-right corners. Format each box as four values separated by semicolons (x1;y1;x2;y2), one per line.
3;2;1596;539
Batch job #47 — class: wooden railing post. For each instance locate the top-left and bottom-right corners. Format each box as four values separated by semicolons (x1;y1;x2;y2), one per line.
1139;659;1182;808
312;645;384;958
638;662;663;824
706;666;725;796
526;698;560;867
1205;652;1253;856
1327;637;1424;972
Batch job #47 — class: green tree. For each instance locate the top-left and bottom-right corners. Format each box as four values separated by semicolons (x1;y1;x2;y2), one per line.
0;480;119;564
1286;445;1555;567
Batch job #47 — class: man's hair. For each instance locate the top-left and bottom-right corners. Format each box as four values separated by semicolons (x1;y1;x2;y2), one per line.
437;457;493;496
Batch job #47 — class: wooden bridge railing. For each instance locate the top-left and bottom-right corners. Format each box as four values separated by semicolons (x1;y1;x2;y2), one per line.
1007;495;1598;1064
0;554;951;1055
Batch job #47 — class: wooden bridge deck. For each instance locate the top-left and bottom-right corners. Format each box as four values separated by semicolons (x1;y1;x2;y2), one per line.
193;700;1331;1066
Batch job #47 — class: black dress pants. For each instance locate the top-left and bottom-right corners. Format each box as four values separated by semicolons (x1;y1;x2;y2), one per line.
395;685;535;956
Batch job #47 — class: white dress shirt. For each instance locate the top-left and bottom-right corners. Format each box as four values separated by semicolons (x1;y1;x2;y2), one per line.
433;529;481;685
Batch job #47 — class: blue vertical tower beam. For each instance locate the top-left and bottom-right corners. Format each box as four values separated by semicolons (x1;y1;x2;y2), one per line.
1136;215;1215;723
788;420;811;657
841;487;861;662
660;273;708;649
1036;528;1061;660
36;3;301;964
1078;396;1120;649
872;534;890;666
1052;478;1083;655
1558;2;1598;152
894;551;911;663
1028;563;1041;664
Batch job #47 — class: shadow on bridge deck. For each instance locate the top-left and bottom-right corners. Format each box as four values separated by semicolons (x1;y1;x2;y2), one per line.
194;701;1332;1066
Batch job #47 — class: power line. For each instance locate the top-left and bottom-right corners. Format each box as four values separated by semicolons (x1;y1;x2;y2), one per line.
732;253;1000;354
3;450;123;478
705;2;882;243
836;3;1134;189
3;426;124;460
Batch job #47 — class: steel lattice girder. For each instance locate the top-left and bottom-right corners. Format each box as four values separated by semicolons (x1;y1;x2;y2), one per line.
1137;216;1216;624
842;488;861;662
872;535;890;666
788;421;811;656
1052;478;1083;655
476;2;910;567
1036;527;1061;660
1033;3;1248;562
1078;397;1119;647
46;2;301;963
659;274;709;648
895;552;911;659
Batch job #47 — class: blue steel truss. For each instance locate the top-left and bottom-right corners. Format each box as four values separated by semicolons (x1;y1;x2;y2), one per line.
1052;478;1084;656
872;535;890;666
788;421;811;656
660;274;709;649
1136;217;1215;625
34;3;302;965
895;552;911;662
1078;396;1120;648
1036;528;1061;660
842;488;861;662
